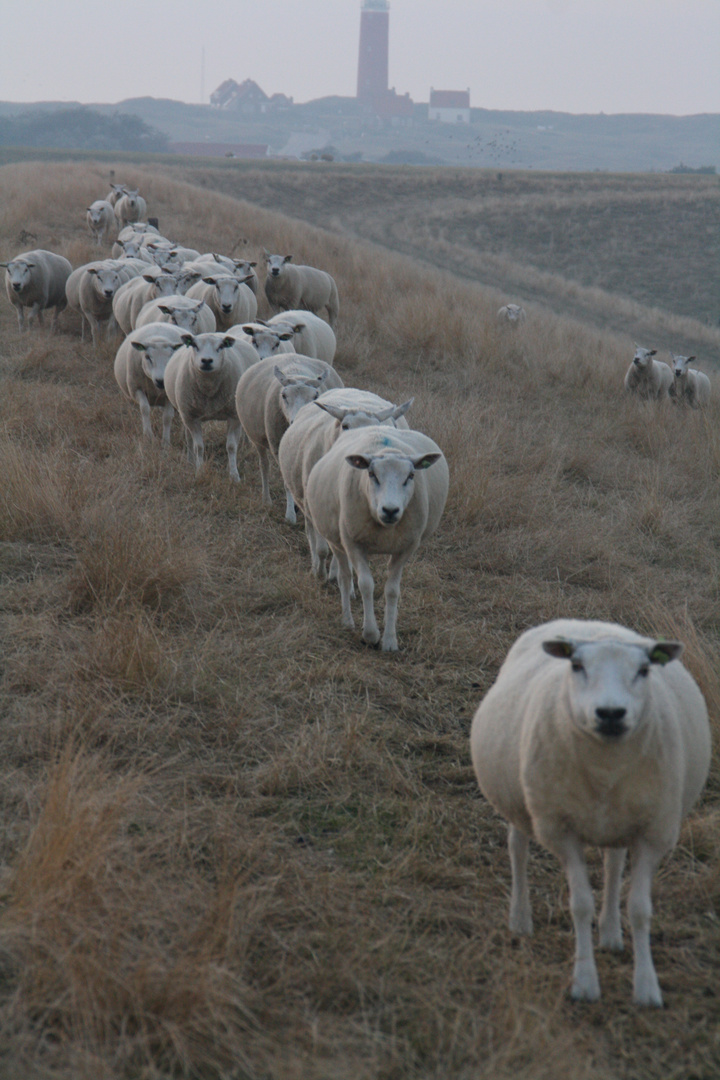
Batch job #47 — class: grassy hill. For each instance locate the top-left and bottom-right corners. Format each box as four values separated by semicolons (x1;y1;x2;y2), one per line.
1;160;720;1078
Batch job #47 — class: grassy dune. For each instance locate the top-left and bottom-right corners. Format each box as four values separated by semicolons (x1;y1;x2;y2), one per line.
0;160;719;1079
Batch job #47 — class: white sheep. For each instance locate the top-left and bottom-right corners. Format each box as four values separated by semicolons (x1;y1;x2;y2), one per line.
114;189;148;230
106;183;128;207
76;259;146;346
233;321;297;361
497;303;527;327
264;252;339;328
278;389;413;579
164;332;256;480
114;322;186;447
624;345;673;400
188;255;259;295
112;271;191;336
2;249;73;332
668;353;711;408
268;310;337;363
185;273;257;330
86;200;116;246
470;618;711;1006
235;354;344;520
304;425;448;651
135;295;217;334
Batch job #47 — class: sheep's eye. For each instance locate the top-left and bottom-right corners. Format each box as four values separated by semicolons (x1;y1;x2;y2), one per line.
368;471;379;484
403;472;415;487
571;660;584;673
638;665;650;678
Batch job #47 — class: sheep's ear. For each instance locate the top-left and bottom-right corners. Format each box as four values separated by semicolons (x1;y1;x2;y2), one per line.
393;398;414;419
315;401;346;421
142;272;158;282
412;452;441;470
241;324;257;336
274;366;290;386
87;267;100;276
220;336;236;349
201;276;217;285
375;406;396;423
686;356;697;365
158;305;173;314
263;248;271;259
283;254;293;263
278;331;294;341
130;341;147;352
180;333;195;347
542;639;576;659
648;641;683;665
649;349;657;356
346;454;371;470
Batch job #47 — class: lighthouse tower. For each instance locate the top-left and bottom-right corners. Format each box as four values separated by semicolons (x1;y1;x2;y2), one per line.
356;0;390;104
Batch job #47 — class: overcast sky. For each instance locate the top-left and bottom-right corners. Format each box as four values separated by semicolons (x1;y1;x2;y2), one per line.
1;0;718;116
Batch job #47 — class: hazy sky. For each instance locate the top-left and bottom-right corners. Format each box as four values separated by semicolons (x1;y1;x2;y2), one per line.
1;1;718;115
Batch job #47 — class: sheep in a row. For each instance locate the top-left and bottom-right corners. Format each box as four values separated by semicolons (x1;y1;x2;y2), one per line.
185;273;258;330
112;269;202;336
1;249;73;332
470;618;711;1006
113;323;186;447
669;353;711;408
264;252;339;329
86;200;116;246
623;345;673;400
114;189;148;230
135;295;217;334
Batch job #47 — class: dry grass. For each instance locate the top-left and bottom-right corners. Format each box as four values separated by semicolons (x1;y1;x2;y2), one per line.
0;160;719;1079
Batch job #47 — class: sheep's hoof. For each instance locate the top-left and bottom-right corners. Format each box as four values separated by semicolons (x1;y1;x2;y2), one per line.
362;629;381;647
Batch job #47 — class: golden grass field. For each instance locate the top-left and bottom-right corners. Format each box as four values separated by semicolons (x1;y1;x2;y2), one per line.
1;159;720;1079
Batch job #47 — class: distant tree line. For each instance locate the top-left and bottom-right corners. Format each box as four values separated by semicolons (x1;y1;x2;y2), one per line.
0;108;169;152
668;163;716;175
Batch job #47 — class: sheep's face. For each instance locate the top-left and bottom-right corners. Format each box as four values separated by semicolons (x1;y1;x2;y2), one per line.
152;274;181;298
88;207;106;226
132;337;184;389
4;259;34;293
185;333;237;373
671;353;696;379
542;638;683;742
88;266;123;299
633;347;656;370
160;300;205;331
266;254;292;278
206;275;240;315
345;449;442;528
247;328;293;359
174;270;201;295
277;375;325;422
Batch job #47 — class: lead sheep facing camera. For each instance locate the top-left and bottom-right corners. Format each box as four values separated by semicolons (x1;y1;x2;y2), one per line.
264;252;339;328
113;322;186;447
668;352;711;408
278;389;413;581
305;426;449;652
86;200;116;246
624;345;672;400
235;354;344;521
497;303;527;327
2;248;73;332
268;310;337;363
114;189;148;230
164;331;257;481
470;618;711;1007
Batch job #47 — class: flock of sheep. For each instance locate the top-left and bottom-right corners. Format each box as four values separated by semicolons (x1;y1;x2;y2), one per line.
1;178;712;1010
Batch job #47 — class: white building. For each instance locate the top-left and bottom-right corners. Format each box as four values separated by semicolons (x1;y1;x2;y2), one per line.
428;89;471;124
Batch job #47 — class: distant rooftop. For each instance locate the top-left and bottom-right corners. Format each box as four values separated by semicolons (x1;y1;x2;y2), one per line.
361;0;389;10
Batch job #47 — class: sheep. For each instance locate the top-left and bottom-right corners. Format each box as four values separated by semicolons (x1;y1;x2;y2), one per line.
135;295;217;334
668;352;711;408
185;273;258;330
113;322;186;446
114;189;148;230
497;303;527;327
624;345;673;400
112;271;188;336
187;255;259;295
233;321;297;361
263;252;339;328
469;618;711;1007
106;182;128;207
235;354;344;520
86;200;116;246
76;259;145;346
2;249;73;332
268;309;337;363
304;425;448;651
278;389;413;580
163;332;257;480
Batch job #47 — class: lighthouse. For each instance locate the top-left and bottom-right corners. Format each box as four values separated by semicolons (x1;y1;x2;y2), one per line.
356;0;390;104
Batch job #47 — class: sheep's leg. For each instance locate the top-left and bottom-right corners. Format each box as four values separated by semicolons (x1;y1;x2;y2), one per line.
257;445;272;505
134;389;155;440
34;304;44;328
161;402;174;449
599;848;626;951
628;843;663;1007
382;549;414;651
508;825;533;935
556;836;600;1002
330;544;354;629
306;517;327;581
347;546;379;646
226;417;242;482
284;487;298;524
14;304;25;332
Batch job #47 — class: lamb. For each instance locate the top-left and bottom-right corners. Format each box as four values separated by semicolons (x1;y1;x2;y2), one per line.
185;273;257;330
86;200;116;246
304;425;448;651
624;345;673;400
114;189;148;230
278;389;413;579
235;354;344;520
668;352;711;408
263;252;339;328
113;322;186;447
135;295;217;334
497;303;527;327
2;249;73;332
469;618;711;1006
268;309;337;363
163;332;257;480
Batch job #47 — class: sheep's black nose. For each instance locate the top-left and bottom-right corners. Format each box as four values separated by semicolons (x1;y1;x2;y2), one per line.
595;708;627;738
